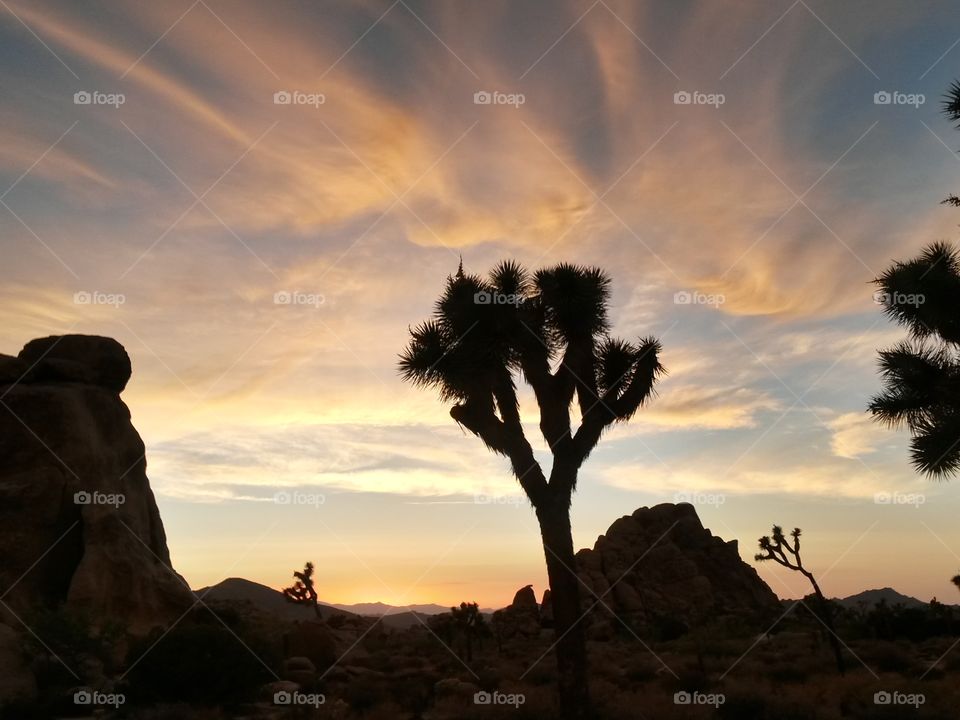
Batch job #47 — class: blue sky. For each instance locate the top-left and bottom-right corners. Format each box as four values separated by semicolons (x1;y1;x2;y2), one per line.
3;0;960;606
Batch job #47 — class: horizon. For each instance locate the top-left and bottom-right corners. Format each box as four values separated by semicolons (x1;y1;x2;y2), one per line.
5;0;960;611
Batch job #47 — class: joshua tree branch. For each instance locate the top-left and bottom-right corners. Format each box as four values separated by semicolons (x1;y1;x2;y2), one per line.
450;397;548;505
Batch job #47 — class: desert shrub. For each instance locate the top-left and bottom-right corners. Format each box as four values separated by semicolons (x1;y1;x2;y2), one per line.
124;613;275;705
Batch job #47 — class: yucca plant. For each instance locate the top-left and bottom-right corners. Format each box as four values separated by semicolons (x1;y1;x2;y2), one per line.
869;242;960;477
400;261;664;720
756;526;845;675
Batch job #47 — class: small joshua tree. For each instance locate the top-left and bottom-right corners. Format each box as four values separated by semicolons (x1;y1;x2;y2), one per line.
450;601;486;661
755;526;845;674
282;561;321;619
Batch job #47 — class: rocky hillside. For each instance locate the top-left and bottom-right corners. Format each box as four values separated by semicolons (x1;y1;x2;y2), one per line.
0;335;194;634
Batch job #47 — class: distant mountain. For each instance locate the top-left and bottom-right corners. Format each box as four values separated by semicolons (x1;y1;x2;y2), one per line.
328;601;487;616
196;577;350;620
196;578;493;620
836;588;927;610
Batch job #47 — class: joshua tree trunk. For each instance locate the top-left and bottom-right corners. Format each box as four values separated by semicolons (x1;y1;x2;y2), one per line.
537;495;592;720
805;572;845;675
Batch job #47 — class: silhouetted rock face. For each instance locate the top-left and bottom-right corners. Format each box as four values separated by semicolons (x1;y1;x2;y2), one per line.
18;335;132;393
576;503;780;634
0;335;193;634
492;585;542;640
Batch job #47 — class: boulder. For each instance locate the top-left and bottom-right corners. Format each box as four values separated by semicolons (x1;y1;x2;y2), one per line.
512;584;537;609
492;585;541;641
575;503;781;634
18;335;131;393
282;656;317;686
0;336;194;635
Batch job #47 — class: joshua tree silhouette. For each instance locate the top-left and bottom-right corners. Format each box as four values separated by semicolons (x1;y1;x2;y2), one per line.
450;601;486;661
282;561;321;618
400;260;663;719
755;526;845;674
869;241;960;477
869;81;960;477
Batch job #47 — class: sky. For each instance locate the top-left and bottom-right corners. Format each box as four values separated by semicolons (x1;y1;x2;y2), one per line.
3;0;960;608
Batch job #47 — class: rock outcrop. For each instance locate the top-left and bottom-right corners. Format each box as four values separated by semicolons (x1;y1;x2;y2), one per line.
0;335;194;635
492;585;542;641
576;503;780;635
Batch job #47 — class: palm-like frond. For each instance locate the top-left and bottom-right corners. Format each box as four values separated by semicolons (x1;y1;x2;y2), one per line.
870;342;960;428
534;263;611;344
874;242;960;344
910;412;960;478
943;80;960;126
872;240;960;477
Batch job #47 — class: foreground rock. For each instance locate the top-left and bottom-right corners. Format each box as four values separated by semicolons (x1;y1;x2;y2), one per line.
576;502;780;635
0;335;194;635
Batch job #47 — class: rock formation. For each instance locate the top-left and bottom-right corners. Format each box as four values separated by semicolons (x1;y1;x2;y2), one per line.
0;335;194;635
491;584;542;641
576;503;781;635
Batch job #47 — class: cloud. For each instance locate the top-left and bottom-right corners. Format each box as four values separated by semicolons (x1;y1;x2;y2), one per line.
828;411;886;459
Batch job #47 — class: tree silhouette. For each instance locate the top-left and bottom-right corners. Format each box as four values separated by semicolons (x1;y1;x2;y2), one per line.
400;261;663;720
952;573;960;594
755;526;845;675
869;241;960;477
282;561;321;619
450;601;486;661
869;81;960;477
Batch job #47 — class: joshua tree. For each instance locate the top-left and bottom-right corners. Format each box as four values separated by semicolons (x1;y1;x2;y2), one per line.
755;526;845;675
282;561;321;618
952;573;960;594
400;261;664;719
869;82;960;477
869;241;960;477
450;601;486;661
